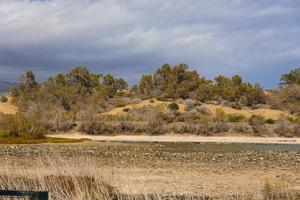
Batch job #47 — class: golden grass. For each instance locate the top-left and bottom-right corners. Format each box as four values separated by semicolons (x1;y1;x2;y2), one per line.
103;99;185;116
0;136;88;144
0;156;298;200
102;98;291;120
207;104;291;120
0;157;115;200
0;95;17;114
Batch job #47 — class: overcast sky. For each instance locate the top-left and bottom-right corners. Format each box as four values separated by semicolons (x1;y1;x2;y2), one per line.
0;0;300;88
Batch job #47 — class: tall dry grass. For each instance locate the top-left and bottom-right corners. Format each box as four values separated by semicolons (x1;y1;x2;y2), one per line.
0;156;298;200
0;157;114;200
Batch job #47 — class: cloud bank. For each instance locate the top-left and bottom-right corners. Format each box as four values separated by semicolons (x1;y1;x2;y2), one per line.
0;0;300;87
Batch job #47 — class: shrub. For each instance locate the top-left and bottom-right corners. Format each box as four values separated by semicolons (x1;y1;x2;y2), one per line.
144;117;163;135
273;120;293;137
266;118;276;124
117;121;136;132
79;118;113;135
184;99;202;111
167;102;179;111
248;115;269;135
292;124;300;137
227;114;246;122
249;115;265;126
263;179;298;200
230;123;253;134
231;102;242;110
156;96;168;101
212;122;230;133
166;122;190;134
122;107;130;112
195;123;214;136
39;109;76;131
0;114;46;139
193;105;212;116
214;108;227;122
0;96;8;103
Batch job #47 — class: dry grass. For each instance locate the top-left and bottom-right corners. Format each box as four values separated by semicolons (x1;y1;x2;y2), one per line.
102;99;185;115
207;104;291;120
0;95;17;114
102;98;292;120
0;157;115;200
0;155;298;200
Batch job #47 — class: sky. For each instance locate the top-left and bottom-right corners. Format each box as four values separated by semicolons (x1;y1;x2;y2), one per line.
0;0;300;88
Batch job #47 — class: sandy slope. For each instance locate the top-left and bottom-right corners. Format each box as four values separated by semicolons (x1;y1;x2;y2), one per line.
49;133;300;144
0;95;17;114
102;99;291;120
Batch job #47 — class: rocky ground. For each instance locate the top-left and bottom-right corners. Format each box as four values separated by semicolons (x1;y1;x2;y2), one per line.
0;141;300;196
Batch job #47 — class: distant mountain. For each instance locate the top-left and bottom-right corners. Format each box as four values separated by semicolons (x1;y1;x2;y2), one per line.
0;81;16;93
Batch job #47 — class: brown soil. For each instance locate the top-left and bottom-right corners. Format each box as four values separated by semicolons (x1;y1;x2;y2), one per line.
1;141;299;196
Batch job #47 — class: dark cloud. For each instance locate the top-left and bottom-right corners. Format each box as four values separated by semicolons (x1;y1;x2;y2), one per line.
0;0;300;87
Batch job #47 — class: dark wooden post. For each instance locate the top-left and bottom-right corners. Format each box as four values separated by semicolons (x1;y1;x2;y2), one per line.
0;190;49;200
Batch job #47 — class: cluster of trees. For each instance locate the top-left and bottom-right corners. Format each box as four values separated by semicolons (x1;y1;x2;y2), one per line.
269;67;300;115
12;67;128;112
136;64;266;107
10;64;300;116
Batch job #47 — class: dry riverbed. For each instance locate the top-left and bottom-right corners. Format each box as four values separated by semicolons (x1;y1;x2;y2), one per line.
0;141;299;196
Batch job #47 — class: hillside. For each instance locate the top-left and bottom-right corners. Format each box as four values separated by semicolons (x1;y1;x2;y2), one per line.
0;95;17;114
103;99;291;120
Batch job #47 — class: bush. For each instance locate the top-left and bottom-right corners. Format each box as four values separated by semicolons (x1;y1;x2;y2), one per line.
248;115;269;135
0;114;46;139
212;122;230;133
273;120;293;137
230;123;253;134
167;102;179;111
117;121;135;132
39;109;76;131
266;118;276;124
249;115;265;126
0;96;8;103
144;117;163;135
231;102;242;110
227;114;246;122
156;96;168;101
292;124;300;137
79;118;113;135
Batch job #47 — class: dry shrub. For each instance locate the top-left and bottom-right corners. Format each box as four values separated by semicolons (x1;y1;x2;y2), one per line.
212;122;230;133
248;115;269;136
292;124;300;137
0;96;8;103
273;119;293;137
79;118;113;135
0;157;116;200
263;179;299;200
215;108;227;122
0;113;46;139
117;120;136;132
230;123;253;134
227;114;247;122
184;99;202;111
144;115;164;135
40;108;76;131
167;102;179;111
165;122;193;134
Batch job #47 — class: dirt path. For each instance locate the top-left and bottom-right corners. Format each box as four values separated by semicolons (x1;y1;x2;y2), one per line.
49;133;300;144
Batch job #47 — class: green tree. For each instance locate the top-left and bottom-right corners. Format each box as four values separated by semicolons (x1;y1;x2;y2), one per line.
139;74;154;96
280;67;300;85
